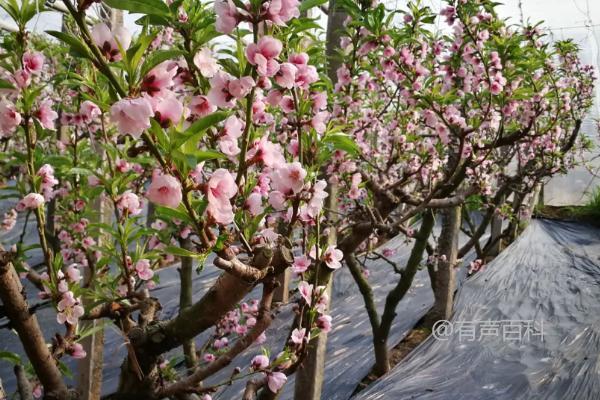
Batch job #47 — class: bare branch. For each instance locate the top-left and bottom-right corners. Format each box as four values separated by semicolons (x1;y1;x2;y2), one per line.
213;256;272;283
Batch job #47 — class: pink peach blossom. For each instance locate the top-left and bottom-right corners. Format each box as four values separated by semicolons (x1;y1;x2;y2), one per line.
291;328;306;344
57;291;84;325
35;100;58;130
147;173;183;208
13;69;30;88
91;22;132;62
190;95;216;117
250;354;269;370
23;51;44;74
117;191;143;216
266;0;300;25
208;72;254;108
79;101;101;123
267;372;287;393
270;162;306;195
142;61;177;96
317;315;332;333
311;111;329;134
246;36;282;77
0;100;21;136
194;48;220;78
275;62;297;88
21;193;45;209
135;259;154;280
148;92;183;127
249;136;286;167
245;192;264;216
219;137;241;157
214;0;239;34
323;245;343;269
68;343;87;359
206;169;238;224
292;255;311;274
298;281;313;305
110;97;154;138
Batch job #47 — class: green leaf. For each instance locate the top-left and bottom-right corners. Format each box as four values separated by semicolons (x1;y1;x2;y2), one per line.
182;149;228;163
104;0;170;16
173;111;229;148
21;0;45;24
183;112;229;138
0;351;21;365
128;32;159;73
0;0;20;24
66;167;94;176
46;30;92;59
135;14;171;27
150;119;170;149
78;321;108;340
154;205;191;223
57;360;73;379
0;78;14;90
299;0;327;12
323;132;360;156
164;245;204;258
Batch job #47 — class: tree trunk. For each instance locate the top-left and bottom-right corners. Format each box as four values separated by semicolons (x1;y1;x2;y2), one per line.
179;239;197;370
505;192;525;243
0;251;69;400
373;210;435;376
424;206;461;328
523;183;541;225
486;198;504;259
372;334;389;376
293;276;331;400
77;135;111;400
294;181;339;399
272;269;290;303
293;4;346;398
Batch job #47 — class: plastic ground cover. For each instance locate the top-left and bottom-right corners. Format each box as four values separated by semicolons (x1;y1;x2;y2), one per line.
0;224;439;397
357;219;600;400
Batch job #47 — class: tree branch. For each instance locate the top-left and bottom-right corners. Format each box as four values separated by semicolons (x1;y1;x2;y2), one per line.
0;250;69;400
157;280;278;398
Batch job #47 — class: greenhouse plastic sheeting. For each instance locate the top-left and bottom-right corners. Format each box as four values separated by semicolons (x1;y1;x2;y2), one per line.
357;219;600;400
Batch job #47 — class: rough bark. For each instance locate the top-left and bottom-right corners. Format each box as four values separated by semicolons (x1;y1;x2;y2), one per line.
115;245;292;398
424;206;461;328
0;251;69;400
